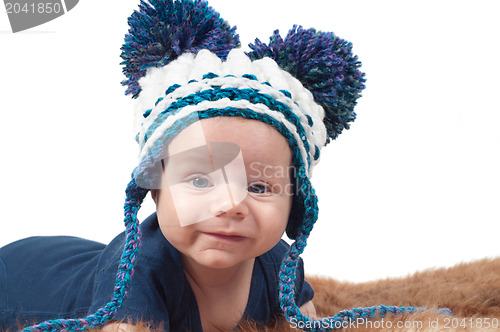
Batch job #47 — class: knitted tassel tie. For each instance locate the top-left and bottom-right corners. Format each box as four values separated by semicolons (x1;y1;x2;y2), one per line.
21;179;148;331
276;173;452;331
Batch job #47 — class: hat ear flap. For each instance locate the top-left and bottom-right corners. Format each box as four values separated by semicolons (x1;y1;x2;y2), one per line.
247;26;365;143
121;0;240;99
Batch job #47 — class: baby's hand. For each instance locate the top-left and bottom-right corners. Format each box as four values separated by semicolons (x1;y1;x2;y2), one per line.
100;322;137;332
299;300;318;319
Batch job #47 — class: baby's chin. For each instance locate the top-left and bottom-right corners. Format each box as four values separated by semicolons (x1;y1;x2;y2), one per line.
185;248;254;271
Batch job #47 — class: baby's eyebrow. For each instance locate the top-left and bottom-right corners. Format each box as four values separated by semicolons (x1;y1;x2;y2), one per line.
162;142;246;179
164;146;212;168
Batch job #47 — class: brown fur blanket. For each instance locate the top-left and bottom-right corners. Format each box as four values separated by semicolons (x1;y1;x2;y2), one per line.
96;257;500;331
24;258;500;331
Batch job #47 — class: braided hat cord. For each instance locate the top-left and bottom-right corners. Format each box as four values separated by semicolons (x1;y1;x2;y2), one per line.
278;173;452;331
21;180;148;332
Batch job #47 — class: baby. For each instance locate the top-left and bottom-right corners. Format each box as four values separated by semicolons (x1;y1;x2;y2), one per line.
143;116;316;331
0;0;366;331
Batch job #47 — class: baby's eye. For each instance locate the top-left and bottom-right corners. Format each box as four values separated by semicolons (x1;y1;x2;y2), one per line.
189;177;213;189
248;182;271;194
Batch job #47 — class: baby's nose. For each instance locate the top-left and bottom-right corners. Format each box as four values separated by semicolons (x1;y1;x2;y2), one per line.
209;185;249;218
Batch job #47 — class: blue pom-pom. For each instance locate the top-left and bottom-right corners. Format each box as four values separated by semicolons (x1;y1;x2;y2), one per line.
247;25;366;143
121;0;240;98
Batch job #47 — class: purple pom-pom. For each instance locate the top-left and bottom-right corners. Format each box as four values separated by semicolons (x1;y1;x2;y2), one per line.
247;26;366;143
121;0;240;98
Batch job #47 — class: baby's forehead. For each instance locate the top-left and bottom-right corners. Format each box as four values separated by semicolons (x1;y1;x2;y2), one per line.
167;121;209;155
166;116;291;160
165;142;239;168
164;141;291;169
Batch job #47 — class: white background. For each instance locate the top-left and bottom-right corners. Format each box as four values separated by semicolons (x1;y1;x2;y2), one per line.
1;0;499;283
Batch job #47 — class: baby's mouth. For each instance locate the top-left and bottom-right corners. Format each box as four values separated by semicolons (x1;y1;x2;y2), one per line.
203;232;246;242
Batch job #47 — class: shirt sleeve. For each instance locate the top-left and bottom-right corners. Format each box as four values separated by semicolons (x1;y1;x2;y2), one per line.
0;236;105;329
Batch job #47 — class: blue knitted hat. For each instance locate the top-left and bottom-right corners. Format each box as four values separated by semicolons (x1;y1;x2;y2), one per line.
24;1;441;331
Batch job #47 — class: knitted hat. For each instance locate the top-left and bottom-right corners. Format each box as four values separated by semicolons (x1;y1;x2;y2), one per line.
24;1;439;331
124;0;366;323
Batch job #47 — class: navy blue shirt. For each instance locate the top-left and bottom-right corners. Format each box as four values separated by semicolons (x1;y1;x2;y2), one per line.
0;213;314;331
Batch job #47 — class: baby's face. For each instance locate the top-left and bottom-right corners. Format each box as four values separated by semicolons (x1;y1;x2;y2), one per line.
153;117;293;270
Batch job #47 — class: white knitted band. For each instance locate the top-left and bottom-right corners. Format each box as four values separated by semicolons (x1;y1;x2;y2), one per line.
139;98;311;174
138;75;320;149
134;49;328;174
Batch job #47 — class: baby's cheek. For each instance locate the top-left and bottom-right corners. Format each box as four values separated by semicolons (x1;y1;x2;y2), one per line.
260;218;288;247
158;223;190;254
156;212;187;248
155;197;182;228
